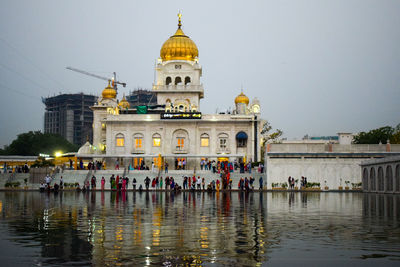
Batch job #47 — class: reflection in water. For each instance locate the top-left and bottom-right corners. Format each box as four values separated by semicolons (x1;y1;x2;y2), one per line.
0;192;399;266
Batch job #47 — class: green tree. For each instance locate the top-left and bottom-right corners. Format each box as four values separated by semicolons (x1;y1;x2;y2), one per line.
390;123;400;144
1;131;78;156
260;121;283;160
353;126;395;144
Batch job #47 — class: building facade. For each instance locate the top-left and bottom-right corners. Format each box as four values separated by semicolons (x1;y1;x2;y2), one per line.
88;14;264;169
43;93;96;146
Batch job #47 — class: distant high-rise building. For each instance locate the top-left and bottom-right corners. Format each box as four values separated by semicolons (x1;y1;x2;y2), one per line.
126;89;157;107
42;93;96;146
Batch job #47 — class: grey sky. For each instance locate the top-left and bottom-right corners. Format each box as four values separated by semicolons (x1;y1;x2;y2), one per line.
0;0;399;147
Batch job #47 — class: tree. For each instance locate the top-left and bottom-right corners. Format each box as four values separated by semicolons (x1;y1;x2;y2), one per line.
1;131;79;156
260;121;283;160
261;121;283;145
353;125;399;144
390;123;400;144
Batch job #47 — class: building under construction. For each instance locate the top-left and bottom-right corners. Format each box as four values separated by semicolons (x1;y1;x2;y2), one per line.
42;93;96;146
126;89;157;106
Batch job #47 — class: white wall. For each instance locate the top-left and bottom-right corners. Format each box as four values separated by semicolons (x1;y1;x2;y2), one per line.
266;157;363;189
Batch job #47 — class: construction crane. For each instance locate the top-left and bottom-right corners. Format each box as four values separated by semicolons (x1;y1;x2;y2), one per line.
66;66;126;93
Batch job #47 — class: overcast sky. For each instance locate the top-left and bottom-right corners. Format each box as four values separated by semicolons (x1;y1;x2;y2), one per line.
0;0;399;147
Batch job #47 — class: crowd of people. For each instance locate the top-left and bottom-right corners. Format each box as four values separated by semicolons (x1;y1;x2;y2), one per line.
41;174;265;192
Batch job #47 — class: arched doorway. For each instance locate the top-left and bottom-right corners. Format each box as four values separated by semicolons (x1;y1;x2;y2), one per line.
385;165;393;192
378;167;384;192
363;168;368;191
370;168;376;191
395;165;400;192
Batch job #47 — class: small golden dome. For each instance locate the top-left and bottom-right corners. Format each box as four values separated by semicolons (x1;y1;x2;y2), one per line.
102;80;117;99
118;94;130;109
160;13;198;61
235;92;249;105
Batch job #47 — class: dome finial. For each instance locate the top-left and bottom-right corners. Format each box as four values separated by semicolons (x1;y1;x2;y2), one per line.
177;11;182;28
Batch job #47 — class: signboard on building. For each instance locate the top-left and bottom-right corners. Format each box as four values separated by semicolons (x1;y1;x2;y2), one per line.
160;112;202;120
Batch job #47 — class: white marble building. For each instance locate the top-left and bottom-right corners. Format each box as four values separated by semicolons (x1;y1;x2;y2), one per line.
89;14;263;170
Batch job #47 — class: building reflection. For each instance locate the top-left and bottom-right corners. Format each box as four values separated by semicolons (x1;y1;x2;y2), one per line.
1;192;398;265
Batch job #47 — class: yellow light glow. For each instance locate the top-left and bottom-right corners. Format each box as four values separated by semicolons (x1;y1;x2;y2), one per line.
116;138;124;147
55;151;62;157
135;138;142;148
153;138;161;147
201;137;209;147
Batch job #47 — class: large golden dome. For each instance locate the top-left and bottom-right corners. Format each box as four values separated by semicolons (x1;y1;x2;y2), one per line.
160;13;198;61
102;80;117;99
235;92;249;105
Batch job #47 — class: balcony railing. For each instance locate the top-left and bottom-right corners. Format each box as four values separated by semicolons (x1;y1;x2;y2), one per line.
153;84;204;91
132;148;145;154
174;146;187;154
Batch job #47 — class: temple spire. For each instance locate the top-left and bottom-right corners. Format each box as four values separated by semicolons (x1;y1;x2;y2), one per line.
178;11;182;28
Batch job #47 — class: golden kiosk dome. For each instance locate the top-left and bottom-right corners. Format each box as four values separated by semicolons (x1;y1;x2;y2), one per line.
102;80;117;99
118;94;130;109
235;92;249;105
160;13;199;61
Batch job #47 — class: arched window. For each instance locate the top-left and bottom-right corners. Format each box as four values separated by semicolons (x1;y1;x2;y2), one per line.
175;76;182;85
185;76;191;85
363;168;368;191
236;131;248;147
172;129;189;153
200;133;209;147
133;133;144;149
396;165;400;192
386;165;393;192
378;167;384;192
166;77;172;85
115;133;124;147
218;133;229;150
152;133;161;147
370;167;376;191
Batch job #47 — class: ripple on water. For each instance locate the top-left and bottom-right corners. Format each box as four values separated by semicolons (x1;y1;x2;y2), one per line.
0;192;399;266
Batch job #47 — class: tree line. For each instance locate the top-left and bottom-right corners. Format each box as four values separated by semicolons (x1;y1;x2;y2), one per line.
0;131;79;156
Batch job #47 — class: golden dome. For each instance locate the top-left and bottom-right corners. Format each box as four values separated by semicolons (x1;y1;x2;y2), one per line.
160;13;198;61
102;80;116;99
235;92;249;105
118;94;130;109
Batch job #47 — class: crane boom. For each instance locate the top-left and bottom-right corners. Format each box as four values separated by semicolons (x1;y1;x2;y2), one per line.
66;66;127;88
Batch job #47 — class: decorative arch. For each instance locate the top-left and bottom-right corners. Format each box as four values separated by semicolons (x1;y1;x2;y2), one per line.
385;165;393;192
378;166;384;192
166;76;172;85
363;168;368;191
370;167;376;191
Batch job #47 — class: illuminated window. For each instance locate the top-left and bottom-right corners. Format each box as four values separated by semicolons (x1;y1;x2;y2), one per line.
135;138;143;148
116;134;124;147
152;133;161;147
177;138;185;149
153;138;161;147
200;134;209;147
